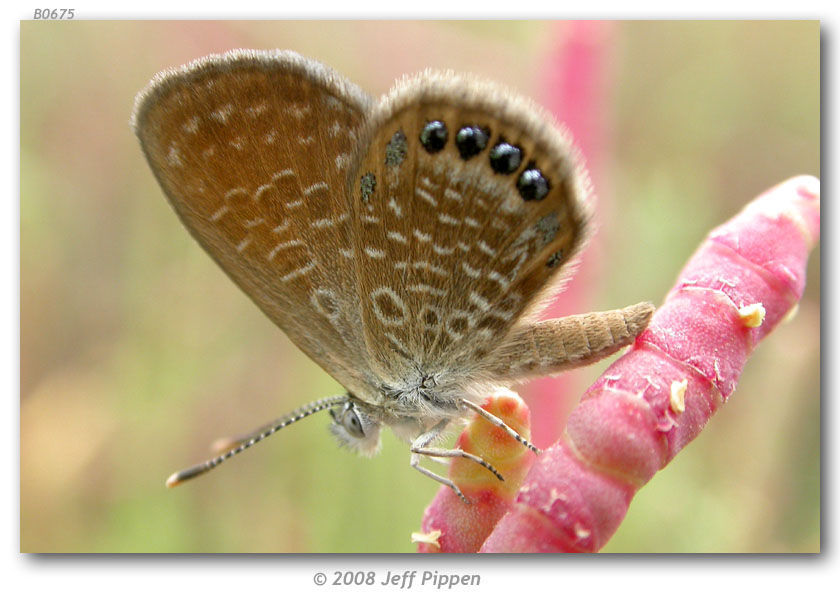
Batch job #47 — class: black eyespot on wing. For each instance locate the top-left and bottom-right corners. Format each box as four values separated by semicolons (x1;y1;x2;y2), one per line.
455;125;489;160
489;142;522;174
517;166;549;201
420;120;448;153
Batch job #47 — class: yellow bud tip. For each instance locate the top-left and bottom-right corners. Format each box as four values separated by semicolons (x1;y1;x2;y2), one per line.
670;379;688;414
411;529;442;548
738;303;766;328
165;473;182;488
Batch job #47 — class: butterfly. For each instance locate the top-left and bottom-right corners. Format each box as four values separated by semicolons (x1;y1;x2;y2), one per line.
132;49;653;502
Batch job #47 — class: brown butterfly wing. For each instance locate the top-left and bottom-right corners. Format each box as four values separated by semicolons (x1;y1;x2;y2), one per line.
346;71;592;390
132;50;377;398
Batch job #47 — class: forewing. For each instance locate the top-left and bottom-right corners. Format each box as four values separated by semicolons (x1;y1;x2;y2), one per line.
132;50;376;397
347;71;592;386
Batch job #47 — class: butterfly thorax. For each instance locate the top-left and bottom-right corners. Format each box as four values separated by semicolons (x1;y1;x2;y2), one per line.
341;370;472;442
379;372;463;416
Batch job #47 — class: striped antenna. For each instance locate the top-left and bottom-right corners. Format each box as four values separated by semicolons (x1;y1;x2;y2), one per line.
165;395;349;488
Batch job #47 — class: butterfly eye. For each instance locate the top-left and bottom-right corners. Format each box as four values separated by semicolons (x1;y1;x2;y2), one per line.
420;120;448;153
489;142;522;174
341;406;366;438
328;401;382;457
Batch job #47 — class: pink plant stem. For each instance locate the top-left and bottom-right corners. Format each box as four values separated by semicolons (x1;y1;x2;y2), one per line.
476;176;820;552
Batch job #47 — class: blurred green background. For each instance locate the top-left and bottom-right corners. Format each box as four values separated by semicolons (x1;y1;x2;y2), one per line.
20;21;819;553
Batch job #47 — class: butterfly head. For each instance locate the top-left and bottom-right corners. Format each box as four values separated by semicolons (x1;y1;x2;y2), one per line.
329;399;382;457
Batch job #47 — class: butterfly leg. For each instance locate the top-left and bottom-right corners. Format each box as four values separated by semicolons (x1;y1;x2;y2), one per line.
458;398;540;454
410;459;469;504
410;419;504;504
